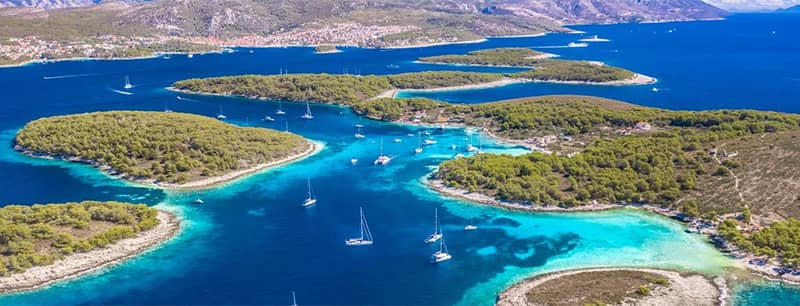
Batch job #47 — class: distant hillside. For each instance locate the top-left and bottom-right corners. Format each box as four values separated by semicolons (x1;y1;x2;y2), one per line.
703;0;798;12
777;4;800;13
0;0;728;58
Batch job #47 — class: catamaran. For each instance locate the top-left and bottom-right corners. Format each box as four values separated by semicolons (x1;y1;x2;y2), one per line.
431;237;452;263
424;208;443;244
345;207;374;246
276;101;286;115
414;132;424;154
302;179;317;207
374;138;392;165
123;76;132;89
216;105;227;119
301;101;314;119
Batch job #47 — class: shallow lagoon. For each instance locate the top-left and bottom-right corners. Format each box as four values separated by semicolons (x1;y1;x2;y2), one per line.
0;13;798;305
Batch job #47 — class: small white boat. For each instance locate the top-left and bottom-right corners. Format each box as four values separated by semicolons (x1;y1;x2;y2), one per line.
464;225;478;231
386;64;400;69
393;138;402;143
350;158;358;165
216;105;227;120
568;42;588;48
187;53;194;59
301;101;314;119
263;116;275;122
276;101;286;115
123;76;133;89
345;207;374;246
302;178;317;207
431;237;452;263
466;144;478;152
355;124;364;128
651;87;659;92
374;138;393;165
192;198;204;204
355;133;366;139
425;208;443;244
422;131;431;136
423;138;437;145
450;144;457;150
407;133;415;137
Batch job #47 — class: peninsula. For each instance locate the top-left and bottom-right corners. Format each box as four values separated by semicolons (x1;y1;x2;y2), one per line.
14;111;317;189
0;201;179;293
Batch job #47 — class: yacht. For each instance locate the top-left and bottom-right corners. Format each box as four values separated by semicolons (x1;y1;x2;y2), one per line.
276;101;286;115
393;138;402;143
651;87;659;93
263;116;275;122
301;101;314;119
423;138;437;145
345;207;374;246
568;42;589;48
350;158;359;165
192;198;204;205
424;208;443;244
355;126;366;139
464;224;478;231
431;237;452;263
374;138;393;165
302;179;317;207
216;105;227;120
123;76;133;89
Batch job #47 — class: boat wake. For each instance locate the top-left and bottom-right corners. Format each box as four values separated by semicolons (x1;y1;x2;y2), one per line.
43;73;95;80
176;96;198;102
111;89;133;95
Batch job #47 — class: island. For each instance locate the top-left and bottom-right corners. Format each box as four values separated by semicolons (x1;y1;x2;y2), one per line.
0;201;179;293
14;111;318;189
418;48;654;84
314;45;342;54
497;268;722;306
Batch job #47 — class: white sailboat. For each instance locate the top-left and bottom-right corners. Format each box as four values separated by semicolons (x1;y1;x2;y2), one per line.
424;208;443;244
374;138;392;165
345;207;374;246
123;76;132;89
302;179;317;207
414;132;423;154
431;237;452;263
355;126;366;138
216;105;227;119
284;120;290;133
464;224;478;231
276;101;286;115
301;101;314;119
263;116;275;122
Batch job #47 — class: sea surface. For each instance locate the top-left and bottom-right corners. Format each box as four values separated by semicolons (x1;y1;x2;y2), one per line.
0;13;798;305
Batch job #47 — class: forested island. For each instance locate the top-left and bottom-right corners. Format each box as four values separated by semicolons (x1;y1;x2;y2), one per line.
15;111;316;189
417;48;649;84
0;201;179;292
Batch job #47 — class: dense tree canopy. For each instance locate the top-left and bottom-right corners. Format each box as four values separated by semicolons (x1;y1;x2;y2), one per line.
0;201;159;275
16;111;309;184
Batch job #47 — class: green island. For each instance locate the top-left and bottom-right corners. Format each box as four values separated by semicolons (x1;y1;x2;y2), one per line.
497;269;720;306
14;111;314;188
418;48;642;83
0;201;161;275
314;45;341;54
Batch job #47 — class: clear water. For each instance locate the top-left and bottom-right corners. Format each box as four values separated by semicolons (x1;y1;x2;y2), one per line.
0;13;797;305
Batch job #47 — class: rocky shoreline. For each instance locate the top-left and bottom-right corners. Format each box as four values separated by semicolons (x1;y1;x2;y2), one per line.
0;211;180;294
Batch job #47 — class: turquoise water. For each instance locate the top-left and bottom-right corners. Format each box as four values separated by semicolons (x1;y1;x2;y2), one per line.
0;13;798;305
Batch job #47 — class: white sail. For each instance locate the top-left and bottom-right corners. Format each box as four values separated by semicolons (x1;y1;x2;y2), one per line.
425;208;443;243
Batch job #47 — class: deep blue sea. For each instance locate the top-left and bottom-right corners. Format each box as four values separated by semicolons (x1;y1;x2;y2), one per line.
0;13;798;305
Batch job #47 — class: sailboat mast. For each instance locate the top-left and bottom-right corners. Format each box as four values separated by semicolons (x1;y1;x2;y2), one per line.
291;291;297;306
434;208;439;233
359;207;365;239
307;179;313;199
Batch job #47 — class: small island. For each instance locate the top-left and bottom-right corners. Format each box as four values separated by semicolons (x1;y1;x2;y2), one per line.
497;268;722;306
418;48;654;84
14;111;317;189
0;201;179;293
314;45;342;54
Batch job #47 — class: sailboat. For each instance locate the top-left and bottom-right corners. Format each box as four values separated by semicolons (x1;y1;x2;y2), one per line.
373;138;392;165
431;237;452;263
414;132;423;154
263;116;275;122
354;126;365;139
466;135;478;152
424;208;443;244
284;120;290;133
302;179;317;207
345;207;374;246
216;105;227;119
301;101;314;119
123;76;132;89
276;101;286;115
291;291;298;306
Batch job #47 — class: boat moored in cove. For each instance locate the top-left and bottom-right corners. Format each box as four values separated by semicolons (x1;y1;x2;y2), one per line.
345;207;373;246
302;178;317;207
425;208;443;244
